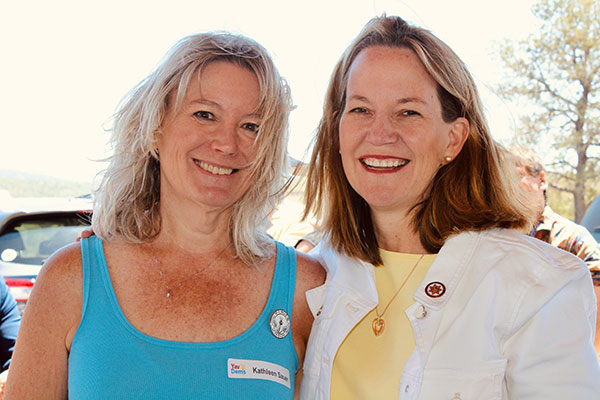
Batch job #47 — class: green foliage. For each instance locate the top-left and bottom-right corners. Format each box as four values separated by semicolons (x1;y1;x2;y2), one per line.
497;0;600;221
548;186;575;220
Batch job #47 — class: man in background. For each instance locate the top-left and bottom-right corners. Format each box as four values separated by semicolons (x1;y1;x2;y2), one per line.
509;146;600;357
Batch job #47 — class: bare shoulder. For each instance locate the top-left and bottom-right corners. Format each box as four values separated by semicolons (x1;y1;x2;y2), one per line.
36;242;83;289
295;251;325;290
24;242;83;330
4;243;82;398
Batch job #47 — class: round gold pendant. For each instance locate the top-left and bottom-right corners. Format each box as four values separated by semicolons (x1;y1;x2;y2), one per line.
372;317;385;336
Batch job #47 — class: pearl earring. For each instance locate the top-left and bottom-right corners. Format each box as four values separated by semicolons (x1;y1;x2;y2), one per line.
444;156;452;163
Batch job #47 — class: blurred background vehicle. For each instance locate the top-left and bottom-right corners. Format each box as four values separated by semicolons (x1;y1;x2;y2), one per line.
0;196;92;315
582;195;600;242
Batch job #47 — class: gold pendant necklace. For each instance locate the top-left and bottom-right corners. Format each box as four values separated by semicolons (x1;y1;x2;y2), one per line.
372;254;424;337
148;242;230;299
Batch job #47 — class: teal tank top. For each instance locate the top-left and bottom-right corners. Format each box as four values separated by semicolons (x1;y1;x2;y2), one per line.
68;236;298;399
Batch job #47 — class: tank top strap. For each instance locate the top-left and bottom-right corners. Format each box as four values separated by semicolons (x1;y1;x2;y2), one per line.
79;235;99;320
272;241;297;318
78;235;117;325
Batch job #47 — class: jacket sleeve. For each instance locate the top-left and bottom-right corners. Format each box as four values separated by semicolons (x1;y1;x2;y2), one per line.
0;278;21;371
502;269;600;398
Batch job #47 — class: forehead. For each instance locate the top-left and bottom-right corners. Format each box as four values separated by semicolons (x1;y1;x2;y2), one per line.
348;46;433;82
345;46;439;102
170;60;262;112
195;61;258;91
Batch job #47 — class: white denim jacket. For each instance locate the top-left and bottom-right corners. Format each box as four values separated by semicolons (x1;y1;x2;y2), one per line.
300;229;600;399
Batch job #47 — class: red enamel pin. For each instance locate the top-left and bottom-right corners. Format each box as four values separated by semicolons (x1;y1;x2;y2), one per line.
425;281;446;298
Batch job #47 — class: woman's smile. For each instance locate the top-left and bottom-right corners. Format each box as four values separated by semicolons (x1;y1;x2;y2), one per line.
359;156;410;173
193;159;236;176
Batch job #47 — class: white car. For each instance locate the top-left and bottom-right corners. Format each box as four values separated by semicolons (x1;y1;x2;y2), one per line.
582;195;600;242
0;197;92;314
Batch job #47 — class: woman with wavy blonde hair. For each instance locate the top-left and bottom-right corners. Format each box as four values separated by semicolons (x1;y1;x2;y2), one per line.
6;32;324;399
301;15;600;399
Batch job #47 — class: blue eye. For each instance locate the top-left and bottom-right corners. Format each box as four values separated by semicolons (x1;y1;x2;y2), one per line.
193;111;215;120
242;122;260;133
402;110;420;116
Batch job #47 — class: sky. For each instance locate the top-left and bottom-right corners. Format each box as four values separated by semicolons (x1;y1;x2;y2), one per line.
0;0;539;184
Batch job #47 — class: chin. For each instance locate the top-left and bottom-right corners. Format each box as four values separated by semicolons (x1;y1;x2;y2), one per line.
190;190;240;209
360;196;400;210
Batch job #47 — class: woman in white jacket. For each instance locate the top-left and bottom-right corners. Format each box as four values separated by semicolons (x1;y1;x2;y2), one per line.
300;15;600;399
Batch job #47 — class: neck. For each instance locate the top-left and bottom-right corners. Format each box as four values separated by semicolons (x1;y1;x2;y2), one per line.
157;196;233;254
371;207;428;254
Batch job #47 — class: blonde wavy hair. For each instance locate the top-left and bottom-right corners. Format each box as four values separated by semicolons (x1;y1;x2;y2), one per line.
93;32;292;265
305;15;529;264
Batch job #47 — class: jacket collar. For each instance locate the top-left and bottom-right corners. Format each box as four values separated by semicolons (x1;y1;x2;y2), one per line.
413;231;481;310
313;230;484;312
311;241;378;308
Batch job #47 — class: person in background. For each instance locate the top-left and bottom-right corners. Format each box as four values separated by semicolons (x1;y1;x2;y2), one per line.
5;32;323;399
300;15;600;399
0;278;20;398
508;146;600;271
509;145;600;358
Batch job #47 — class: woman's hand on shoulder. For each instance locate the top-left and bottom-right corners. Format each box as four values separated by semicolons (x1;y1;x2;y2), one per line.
76;227;95;241
3;243;83;399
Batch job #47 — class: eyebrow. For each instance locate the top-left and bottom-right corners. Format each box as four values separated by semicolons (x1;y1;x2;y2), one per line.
189;99;220;108
396;97;428;105
346;94;428;105
187;99;263;119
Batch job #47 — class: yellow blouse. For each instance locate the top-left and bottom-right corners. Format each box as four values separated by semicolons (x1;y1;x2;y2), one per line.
330;251;436;399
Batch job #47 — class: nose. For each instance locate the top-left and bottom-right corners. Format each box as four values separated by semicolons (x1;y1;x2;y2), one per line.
211;123;239;155
365;115;398;146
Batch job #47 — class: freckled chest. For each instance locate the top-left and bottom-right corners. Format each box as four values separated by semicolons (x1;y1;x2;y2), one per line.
105;246;276;342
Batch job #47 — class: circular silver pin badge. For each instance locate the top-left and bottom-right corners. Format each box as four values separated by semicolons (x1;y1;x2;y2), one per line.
269;309;290;339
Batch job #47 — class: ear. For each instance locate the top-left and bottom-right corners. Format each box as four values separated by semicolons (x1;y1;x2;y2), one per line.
538;170;548;190
443;117;469;160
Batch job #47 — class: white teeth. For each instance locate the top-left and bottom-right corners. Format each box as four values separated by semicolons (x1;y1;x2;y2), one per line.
362;158;408;168
194;160;234;175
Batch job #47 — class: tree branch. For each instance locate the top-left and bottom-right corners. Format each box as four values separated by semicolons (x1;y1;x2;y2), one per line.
548;170;576;181
532;61;576;106
549;182;574;194
547;160;575;170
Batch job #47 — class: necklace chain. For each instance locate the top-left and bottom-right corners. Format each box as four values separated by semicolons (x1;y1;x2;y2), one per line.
372;254;424;336
147;242;230;299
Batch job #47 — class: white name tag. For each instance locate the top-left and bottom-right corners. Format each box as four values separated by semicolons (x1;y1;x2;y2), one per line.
227;358;291;388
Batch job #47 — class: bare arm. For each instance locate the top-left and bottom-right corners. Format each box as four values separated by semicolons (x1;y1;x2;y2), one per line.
4;243;83;399
292;251;325;398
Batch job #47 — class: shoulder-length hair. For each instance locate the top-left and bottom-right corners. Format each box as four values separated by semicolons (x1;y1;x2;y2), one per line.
305;15;528;265
93;32;292;265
